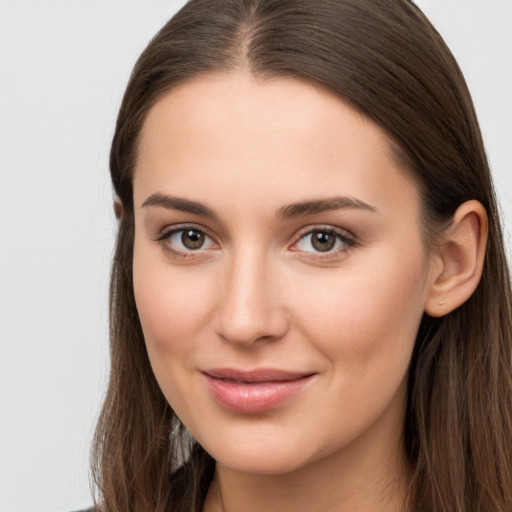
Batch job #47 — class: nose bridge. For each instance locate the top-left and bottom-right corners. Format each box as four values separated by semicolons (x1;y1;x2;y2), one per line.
213;245;288;346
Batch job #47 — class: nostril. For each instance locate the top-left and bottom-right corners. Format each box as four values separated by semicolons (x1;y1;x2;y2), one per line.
212;259;289;345
212;307;289;347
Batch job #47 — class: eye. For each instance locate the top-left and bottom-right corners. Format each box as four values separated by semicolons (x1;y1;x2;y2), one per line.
293;228;355;254
171;229;210;250
157;226;217;257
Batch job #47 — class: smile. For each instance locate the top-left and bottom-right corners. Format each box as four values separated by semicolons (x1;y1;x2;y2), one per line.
202;368;316;413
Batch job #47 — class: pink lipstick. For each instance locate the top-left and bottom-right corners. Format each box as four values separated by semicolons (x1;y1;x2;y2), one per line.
203;368;315;413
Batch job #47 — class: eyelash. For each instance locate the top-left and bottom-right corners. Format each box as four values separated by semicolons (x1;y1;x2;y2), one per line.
290;226;357;259
155;224;218;260
154;224;357;260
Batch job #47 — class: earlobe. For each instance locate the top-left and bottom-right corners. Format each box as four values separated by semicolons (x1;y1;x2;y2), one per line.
114;198;124;220
425;200;488;317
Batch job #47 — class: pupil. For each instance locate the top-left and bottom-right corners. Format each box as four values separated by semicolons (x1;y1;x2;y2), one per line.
182;230;205;249
312;231;335;252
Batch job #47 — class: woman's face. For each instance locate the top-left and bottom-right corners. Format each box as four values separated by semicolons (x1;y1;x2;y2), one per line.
132;72;436;475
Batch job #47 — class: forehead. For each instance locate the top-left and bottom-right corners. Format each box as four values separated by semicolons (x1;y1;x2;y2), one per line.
134;71;419;220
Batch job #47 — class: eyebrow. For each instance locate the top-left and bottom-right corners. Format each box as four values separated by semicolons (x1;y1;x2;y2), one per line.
276;196;377;219
142;193;217;218
141;193;377;219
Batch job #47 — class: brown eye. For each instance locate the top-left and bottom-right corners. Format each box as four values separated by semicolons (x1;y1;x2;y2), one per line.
311;231;336;252
293;227;355;255
182;229;205;249
160;226;217;256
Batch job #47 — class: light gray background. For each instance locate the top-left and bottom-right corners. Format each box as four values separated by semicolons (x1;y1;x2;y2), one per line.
0;1;510;511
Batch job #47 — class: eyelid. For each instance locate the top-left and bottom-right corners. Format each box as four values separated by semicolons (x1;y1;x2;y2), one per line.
289;224;358;254
154;222;218;242
153;223;220;259
151;222;357;260
293;223;355;239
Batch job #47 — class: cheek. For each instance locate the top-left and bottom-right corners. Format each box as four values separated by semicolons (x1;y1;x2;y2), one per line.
132;249;220;424
285;249;429;451
293;246;429;370
132;243;216;364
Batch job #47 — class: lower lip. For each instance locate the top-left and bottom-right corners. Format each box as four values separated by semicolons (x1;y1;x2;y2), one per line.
204;374;314;413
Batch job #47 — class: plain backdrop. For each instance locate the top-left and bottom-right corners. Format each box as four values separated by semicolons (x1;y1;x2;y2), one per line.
0;1;511;511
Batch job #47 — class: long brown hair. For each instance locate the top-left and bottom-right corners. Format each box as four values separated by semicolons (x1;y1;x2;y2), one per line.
91;1;512;510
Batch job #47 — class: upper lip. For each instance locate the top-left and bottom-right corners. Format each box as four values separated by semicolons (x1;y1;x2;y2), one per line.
203;368;315;383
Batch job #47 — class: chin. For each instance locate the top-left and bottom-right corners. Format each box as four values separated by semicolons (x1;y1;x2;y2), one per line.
197;427;319;476
212;448;308;476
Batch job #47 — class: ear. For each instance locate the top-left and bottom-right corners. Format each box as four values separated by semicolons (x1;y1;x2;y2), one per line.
113;197;124;220
425;200;488;317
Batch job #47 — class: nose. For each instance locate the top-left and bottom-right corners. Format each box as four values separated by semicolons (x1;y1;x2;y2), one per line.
212;251;289;347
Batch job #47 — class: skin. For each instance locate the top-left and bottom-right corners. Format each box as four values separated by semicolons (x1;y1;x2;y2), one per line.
131;71;485;511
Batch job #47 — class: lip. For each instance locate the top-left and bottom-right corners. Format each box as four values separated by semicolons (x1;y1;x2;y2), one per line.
202;368;315;413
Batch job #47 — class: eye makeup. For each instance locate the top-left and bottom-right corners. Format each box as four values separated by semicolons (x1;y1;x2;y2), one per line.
152;222;358;262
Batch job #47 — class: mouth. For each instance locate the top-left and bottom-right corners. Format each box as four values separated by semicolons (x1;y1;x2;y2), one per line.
202;368;316;413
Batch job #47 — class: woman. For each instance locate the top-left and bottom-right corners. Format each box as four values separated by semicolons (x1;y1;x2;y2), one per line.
91;0;512;510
